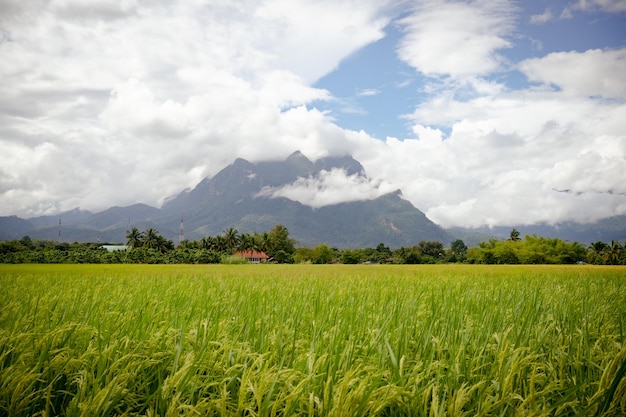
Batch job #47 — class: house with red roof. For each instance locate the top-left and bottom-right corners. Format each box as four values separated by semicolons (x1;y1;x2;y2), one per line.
234;250;270;263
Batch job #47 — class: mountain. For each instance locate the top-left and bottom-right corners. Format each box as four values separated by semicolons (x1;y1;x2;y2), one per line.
0;152;450;247
159;151;450;248
27;208;93;228
73;204;161;230
0;216;34;240
2;151;625;247
0;205;164;243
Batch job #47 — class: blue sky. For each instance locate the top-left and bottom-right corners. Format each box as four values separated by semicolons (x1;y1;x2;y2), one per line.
314;23;419;139
315;1;626;140
1;0;625;227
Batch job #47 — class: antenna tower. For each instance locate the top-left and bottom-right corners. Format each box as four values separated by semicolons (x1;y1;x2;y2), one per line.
179;215;185;244
58;217;62;241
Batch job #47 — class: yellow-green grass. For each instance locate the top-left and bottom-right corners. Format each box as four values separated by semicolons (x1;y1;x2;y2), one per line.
1;264;624;416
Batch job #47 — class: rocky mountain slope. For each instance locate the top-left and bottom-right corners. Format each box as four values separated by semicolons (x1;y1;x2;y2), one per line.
1;152;450;248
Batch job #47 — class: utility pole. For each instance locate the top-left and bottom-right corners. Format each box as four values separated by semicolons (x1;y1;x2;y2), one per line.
179;215;185;245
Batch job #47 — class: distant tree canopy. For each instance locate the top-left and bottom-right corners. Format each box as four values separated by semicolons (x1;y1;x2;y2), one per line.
466;234;589;264
125;227;174;253
1;228;624;265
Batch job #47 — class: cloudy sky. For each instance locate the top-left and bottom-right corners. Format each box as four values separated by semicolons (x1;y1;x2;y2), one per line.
1;0;625;227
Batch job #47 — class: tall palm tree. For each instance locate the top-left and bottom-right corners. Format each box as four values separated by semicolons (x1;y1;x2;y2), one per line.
143;228;160;249
156;235;175;253
223;227;240;254
255;231;271;253
213;235;228;253
125;227;144;249
508;228;521;241
238;233;257;252
588;241;608;264
200;236;214;250
606;240;623;265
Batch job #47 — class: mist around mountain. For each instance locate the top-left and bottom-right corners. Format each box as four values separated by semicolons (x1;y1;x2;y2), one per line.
1;151;625;248
157;151;451;248
1;152;448;248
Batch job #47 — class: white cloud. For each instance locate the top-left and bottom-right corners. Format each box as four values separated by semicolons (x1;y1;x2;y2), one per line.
518;48;626;99
0;0;390;216
560;0;626;18
571;0;626;13
254;0;393;83
256;168;397;208
396;0;517;78
51;0;138;20
354;82;626;227
351;40;626;228
357;88;381;97
530;8;553;24
0;0;624;231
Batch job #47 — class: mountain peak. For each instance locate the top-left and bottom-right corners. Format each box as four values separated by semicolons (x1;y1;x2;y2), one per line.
315;154;365;176
232;157;254;168
285;150;314;170
2;153;450;247
286;150;308;161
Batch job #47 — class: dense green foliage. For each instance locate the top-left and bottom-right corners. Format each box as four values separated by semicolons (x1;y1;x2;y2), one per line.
466;235;587;264
0;225;298;264
465;235;626;265
2;227;625;265
0;240;224;265
1;264;624;416
178;225;296;263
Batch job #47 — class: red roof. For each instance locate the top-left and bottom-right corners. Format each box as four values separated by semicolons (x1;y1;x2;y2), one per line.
234;250;269;259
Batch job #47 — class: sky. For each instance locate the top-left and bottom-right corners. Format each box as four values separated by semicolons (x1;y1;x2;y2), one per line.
1;0;625;228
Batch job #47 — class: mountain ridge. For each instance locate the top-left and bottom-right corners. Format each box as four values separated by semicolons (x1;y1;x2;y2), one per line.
2;152;626;247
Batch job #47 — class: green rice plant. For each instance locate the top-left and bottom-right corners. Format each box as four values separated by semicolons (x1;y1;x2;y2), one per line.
0;264;624;416
220;255;249;264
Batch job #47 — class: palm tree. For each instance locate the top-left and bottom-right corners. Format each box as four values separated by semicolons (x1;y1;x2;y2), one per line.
177;239;197;250
156;235;175;253
199;236;214;250
213;235;228;253
223;228;240;254
238;233;257;252
606;240;623;265
508;228;521;241
255;231;271;253
143;228;160;249
588;241;608;264
125;227;144;249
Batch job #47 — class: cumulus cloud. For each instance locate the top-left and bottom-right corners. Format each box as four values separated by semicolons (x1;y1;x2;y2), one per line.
355;61;626;227
518;48;626;99
255;0;394;83
396;0;517;78
0;0;624;230
256;168;397;208
0;0;390;216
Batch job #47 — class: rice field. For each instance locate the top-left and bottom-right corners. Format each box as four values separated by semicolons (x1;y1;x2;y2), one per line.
1;264;625;416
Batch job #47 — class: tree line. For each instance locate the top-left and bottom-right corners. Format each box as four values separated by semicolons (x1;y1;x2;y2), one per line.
464;229;625;265
0;225;296;264
0;226;625;265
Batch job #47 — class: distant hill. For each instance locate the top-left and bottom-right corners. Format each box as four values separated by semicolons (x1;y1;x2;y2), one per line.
1;152;450;248
2;152;625;247
159;151;450;248
0;216;34;241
